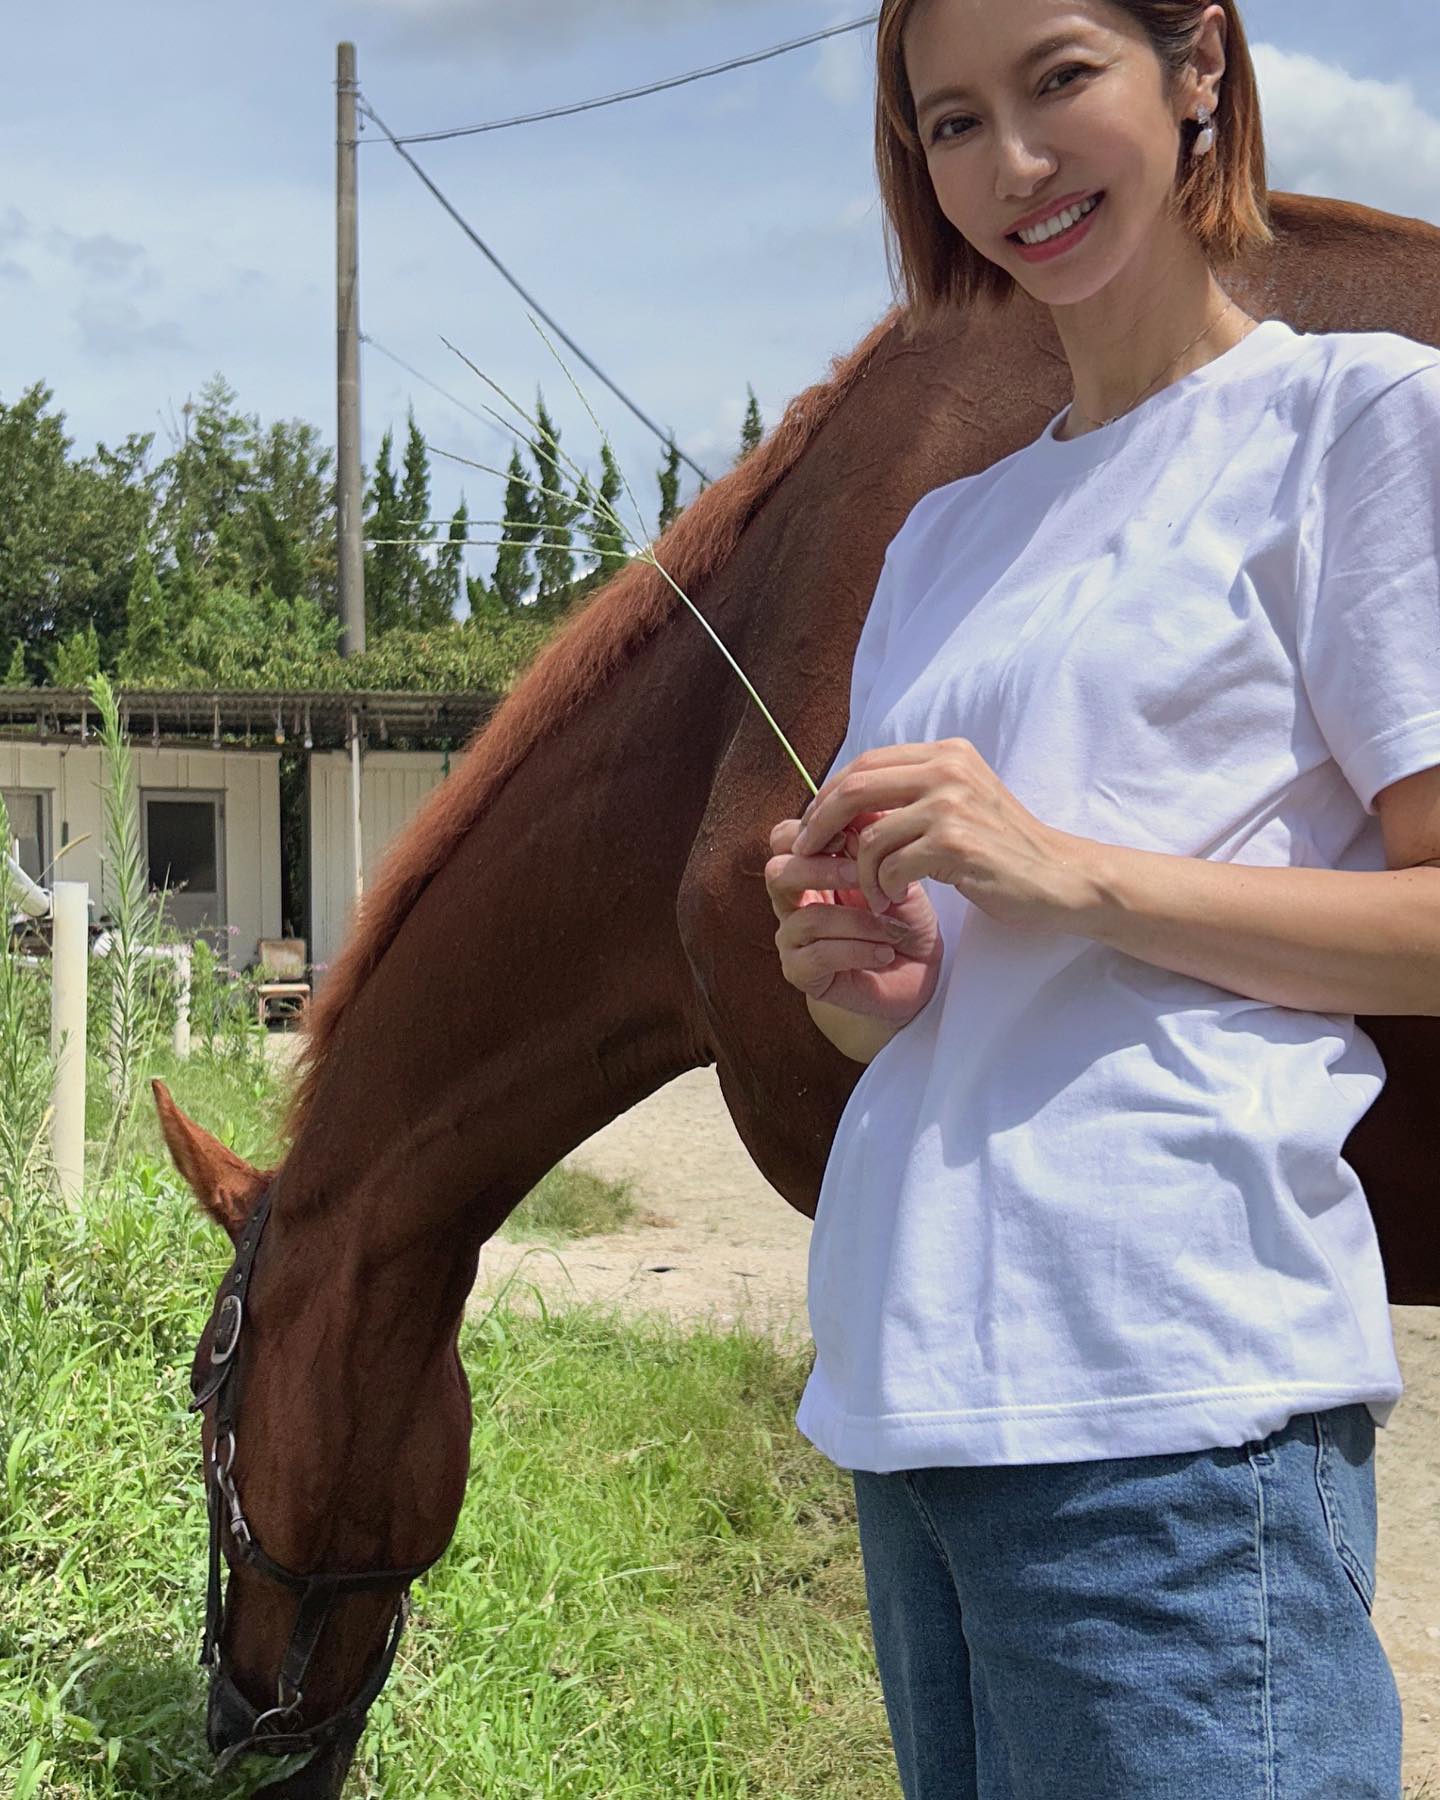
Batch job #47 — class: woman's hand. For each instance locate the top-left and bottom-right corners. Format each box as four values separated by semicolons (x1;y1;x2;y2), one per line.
765;813;945;1022
790;739;1100;933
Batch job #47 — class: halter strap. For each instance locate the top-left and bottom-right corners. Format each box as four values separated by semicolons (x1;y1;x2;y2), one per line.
192;1177;442;1770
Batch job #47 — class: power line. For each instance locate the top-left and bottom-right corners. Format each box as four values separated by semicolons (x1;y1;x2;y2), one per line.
363;12;880;146
357;94;717;488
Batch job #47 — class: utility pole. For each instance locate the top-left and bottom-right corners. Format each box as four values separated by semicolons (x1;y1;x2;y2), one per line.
336;41;366;656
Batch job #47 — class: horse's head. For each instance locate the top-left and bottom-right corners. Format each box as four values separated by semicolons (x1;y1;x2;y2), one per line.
153;1078;472;1797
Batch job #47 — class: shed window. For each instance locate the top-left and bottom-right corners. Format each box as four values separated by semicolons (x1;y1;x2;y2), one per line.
146;800;218;894
1;788;49;884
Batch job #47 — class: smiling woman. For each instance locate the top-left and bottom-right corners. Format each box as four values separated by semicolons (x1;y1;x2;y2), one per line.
761;1;1440;1796
873;0;1272;332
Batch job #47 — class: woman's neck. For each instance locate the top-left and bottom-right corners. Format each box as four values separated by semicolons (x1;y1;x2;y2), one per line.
1052;264;1257;435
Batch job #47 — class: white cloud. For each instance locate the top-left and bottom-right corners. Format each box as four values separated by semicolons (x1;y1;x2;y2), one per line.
74;297;190;359
752;190;883;281
1253;42;1440;225
51;228;149;284
810;7;872;108
0;206;32;249
698;76;761;119
353;0;776;57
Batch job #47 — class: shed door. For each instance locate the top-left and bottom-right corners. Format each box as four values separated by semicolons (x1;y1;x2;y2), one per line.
142;791;226;938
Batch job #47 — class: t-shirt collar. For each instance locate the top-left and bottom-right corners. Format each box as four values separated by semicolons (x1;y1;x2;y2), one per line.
1021;316;1301;480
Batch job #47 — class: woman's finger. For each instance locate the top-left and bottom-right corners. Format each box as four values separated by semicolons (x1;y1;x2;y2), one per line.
771;817;846;855
764;852;860;918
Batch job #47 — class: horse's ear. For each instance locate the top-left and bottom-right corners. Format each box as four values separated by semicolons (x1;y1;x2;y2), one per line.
150;1078;276;1243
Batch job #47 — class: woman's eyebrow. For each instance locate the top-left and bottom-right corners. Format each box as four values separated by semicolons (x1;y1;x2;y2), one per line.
916;32;1092;117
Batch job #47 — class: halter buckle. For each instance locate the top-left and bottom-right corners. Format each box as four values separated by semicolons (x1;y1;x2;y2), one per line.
211;1293;243;1364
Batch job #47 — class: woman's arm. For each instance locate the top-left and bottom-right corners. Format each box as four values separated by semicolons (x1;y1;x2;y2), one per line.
805;993;906;1065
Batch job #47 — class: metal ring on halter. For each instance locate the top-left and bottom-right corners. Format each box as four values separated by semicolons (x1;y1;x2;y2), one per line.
251;1692;305;1737
210;1293;243;1364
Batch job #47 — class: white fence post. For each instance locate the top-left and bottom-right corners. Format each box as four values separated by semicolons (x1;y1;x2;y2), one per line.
172;943;191;1060
50;880;88;1204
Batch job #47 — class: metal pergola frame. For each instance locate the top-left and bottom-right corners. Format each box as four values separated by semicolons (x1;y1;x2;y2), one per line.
1;685;499;917
0;686;498;754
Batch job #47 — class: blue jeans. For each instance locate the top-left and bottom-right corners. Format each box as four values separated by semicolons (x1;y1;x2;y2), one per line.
850;1403;1402;1798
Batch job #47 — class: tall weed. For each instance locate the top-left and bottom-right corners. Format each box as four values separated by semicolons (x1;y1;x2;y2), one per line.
87;674;180;1182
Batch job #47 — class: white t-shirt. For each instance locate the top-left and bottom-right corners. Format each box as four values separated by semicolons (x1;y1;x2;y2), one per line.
795;318;1440;1472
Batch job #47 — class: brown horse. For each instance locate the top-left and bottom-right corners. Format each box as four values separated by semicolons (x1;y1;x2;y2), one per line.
156;189;1440;1796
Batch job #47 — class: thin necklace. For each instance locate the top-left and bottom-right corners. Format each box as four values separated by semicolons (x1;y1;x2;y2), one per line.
1069;297;1248;433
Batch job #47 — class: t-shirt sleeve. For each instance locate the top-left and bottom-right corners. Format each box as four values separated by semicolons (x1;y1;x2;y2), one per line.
1296;358;1440;816
817;542;901;790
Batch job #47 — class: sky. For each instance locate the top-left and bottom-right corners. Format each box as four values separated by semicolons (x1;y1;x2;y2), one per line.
3;0;1437;605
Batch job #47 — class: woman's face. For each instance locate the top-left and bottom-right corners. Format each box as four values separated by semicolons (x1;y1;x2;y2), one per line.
903;0;1221;304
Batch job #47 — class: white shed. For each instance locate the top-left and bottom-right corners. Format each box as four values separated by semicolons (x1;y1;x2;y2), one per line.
1;687;495;980
307;749;450;971
1;738;281;967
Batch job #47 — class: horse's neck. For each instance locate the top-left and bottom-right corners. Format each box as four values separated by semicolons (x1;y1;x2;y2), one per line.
278;636;728;1260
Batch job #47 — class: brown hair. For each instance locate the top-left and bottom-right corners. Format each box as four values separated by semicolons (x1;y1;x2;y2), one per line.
875;0;1274;338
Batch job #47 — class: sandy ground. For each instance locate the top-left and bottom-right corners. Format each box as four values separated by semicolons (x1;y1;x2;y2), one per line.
467;1064;1440;1789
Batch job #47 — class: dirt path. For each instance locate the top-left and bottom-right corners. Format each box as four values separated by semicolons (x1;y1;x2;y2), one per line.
467;1066;1439;1788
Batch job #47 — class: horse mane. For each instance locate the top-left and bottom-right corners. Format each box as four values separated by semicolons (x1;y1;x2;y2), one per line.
282;302;906;1147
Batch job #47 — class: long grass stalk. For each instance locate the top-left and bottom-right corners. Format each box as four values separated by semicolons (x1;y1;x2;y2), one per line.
0;797;58;1375
440;333;651;552
89;674;177;1184
367;536;634;556
0;795;56;1223
438;323;821;796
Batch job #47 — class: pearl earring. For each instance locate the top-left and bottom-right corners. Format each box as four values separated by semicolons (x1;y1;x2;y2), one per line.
1192;104;1216;158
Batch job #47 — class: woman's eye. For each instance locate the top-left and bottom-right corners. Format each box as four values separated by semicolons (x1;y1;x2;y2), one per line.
931;113;973;144
929;65;1091;144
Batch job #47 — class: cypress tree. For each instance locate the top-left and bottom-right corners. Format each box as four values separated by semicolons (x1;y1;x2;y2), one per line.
529;393;579;620
117;541;171;681
737;385;764;463
398;411;436;626
657;435;682;536
491;448;540;613
363;427;406;637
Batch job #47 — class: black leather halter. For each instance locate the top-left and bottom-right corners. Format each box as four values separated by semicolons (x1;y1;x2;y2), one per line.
189;1183;441;1775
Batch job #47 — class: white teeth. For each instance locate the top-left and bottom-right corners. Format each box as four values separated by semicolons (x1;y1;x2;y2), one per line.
1017;193;1100;246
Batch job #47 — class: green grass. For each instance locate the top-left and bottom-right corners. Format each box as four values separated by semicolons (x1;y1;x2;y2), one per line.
496;1159;639;1243
7;1047;1430;1798
0;1053;892;1798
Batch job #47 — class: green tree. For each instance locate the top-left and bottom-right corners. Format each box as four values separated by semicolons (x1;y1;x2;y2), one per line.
529;393;580;622
48;621;102;686
737;386;764;463
363;426;407;637
656;435;682;537
568;444;632;611
363;411;455;632
488;447;540;615
117;541;185;683
400;411;450;627
3;641;27;686
0;383;154;667
247;419;336;606
427;500;468;629
0;383;77;655
156;375;255;593
177;584;339;688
